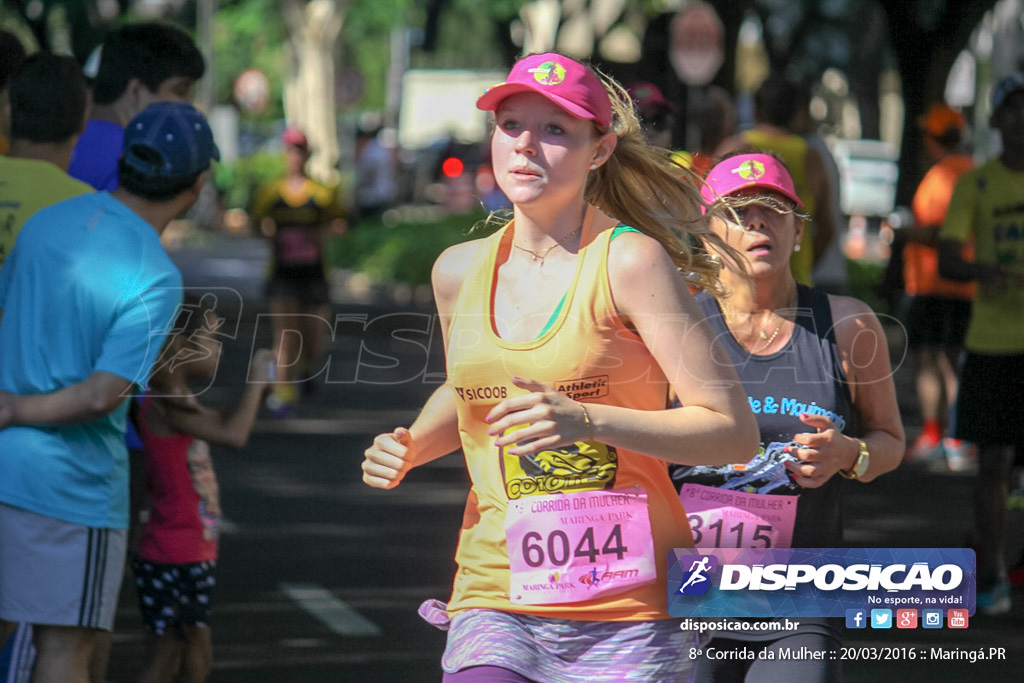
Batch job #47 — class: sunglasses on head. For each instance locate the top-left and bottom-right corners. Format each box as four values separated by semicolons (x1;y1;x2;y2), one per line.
721;195;798;223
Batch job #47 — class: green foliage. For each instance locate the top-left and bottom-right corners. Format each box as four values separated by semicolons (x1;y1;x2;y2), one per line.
450;0;525;21
330;211;497;285
411;1;509;70
845;258;887;313
213;0;288;118
341;0;413;110
215;152;286;210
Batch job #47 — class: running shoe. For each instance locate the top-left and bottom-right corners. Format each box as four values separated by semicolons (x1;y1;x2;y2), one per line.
906;432;943;464
976;579;1011;616
265;392;295;419
940;438;976;472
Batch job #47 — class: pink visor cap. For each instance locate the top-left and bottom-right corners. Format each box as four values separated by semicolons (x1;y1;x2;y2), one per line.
477;53;612;129
700;154;804;208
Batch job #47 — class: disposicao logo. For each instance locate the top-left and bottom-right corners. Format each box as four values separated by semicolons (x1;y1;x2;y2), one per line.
529;61;567;86
667;548;976;618
676;554;718;595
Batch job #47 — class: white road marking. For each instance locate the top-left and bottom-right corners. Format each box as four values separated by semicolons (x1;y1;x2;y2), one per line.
280;582;383;637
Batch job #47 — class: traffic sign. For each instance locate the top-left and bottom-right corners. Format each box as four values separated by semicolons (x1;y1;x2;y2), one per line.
233;68;271;114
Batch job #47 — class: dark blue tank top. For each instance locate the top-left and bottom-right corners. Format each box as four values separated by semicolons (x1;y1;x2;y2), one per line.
672;284;860;547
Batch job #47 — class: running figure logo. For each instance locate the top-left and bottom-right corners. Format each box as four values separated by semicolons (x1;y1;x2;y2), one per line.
733;158;766;181
677;554;717;595
529;61;567;86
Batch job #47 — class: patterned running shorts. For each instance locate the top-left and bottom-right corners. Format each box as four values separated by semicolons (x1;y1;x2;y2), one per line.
132;555;217;637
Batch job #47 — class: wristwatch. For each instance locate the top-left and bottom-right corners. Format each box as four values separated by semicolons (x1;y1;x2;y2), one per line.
839;439;870;480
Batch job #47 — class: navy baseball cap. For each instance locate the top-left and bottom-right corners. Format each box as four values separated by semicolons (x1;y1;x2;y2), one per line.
992;73;1024;112
122;102;220;178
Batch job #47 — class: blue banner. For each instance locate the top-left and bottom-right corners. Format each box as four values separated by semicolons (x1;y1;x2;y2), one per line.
667;548;976;617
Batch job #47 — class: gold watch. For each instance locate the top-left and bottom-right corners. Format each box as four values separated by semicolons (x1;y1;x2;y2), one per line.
839;439;870;480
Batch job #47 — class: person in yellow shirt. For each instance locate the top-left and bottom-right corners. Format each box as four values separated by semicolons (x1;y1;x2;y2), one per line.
939;73;1024;616
0;53;91;270
361;52;757;682
0;30;27;158
251;129;346;417
716;74;837;286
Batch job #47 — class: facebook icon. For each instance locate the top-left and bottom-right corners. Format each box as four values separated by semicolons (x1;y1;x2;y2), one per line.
845;609;866;629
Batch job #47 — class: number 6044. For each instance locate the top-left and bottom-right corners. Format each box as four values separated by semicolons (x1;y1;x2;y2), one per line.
521;524;629;567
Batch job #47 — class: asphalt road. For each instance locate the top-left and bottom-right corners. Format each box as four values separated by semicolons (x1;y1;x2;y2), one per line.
104;233;1022;682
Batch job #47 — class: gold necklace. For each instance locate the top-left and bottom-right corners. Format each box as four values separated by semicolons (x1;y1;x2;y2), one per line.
512;224;583;266
721;287;797;352
757;317;785;349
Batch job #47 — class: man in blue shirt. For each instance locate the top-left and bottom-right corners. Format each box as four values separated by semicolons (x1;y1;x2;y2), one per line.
0;102;219;683
68;22;205;192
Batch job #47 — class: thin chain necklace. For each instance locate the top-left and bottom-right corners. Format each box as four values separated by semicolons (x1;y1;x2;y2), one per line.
721;286;798;352
512;223;583;266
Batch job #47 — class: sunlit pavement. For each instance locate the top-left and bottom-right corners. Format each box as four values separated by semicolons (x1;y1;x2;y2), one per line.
102;232;1022;682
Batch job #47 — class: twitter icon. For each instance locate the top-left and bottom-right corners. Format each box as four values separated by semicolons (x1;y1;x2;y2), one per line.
870;609;892;629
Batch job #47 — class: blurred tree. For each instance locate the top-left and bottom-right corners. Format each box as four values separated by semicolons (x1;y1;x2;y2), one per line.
0;0;124;60
654;0;999;203
214;0;288;118
282;0;342;183
878;0;998;202
5;0;1006;202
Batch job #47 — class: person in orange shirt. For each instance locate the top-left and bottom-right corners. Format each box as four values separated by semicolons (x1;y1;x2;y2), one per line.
900;104;976;470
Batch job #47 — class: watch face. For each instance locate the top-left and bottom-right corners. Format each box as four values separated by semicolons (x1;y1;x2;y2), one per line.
855;444;870;477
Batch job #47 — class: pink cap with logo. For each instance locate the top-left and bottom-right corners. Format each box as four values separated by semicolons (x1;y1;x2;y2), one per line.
476;53;612;129
701;153;804;208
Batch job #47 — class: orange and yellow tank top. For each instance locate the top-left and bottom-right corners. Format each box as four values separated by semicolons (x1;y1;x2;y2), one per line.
444;214;694;622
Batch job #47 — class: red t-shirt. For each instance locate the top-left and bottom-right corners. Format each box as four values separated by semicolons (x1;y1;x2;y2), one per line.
136;396;221;564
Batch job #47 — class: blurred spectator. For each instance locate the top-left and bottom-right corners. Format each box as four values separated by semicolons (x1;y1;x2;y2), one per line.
0;30;28;157
132;295;273;683
717;74;838;286
687;85;737;175
63;25;206;678
900;104;976;470
0;49;92;683
69;21;205;191
628;81;675;150
938;73;1024;616
0;53;92;271
354;121;397;223
789;80;849;295
0;101;218;683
